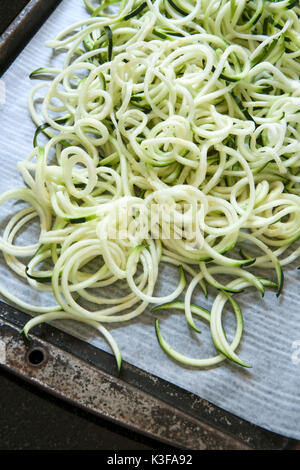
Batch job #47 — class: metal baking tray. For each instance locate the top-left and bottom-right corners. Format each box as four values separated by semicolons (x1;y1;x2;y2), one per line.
0;0;298;450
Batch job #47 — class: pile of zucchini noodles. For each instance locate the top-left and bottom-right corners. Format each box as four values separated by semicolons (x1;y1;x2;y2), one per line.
1;0;300;371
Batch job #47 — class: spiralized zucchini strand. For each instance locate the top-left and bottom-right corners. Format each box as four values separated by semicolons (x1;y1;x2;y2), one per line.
1;0;300;371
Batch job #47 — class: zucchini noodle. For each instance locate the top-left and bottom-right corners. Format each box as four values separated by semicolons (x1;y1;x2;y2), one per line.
2;0;300;371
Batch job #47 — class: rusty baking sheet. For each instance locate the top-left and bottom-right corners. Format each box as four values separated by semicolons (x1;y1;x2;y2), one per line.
0;0;298;450
0;300;297;450
0;0;62;75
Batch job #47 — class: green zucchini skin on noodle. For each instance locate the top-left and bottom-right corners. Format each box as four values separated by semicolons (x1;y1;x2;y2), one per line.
25;266;52;284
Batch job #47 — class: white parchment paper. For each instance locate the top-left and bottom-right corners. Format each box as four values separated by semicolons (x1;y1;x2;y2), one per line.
0;0;300;440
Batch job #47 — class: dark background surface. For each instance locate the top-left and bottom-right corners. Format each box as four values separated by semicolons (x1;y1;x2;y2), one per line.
0;367;171;450
0;0;29;33
0;0;172;451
